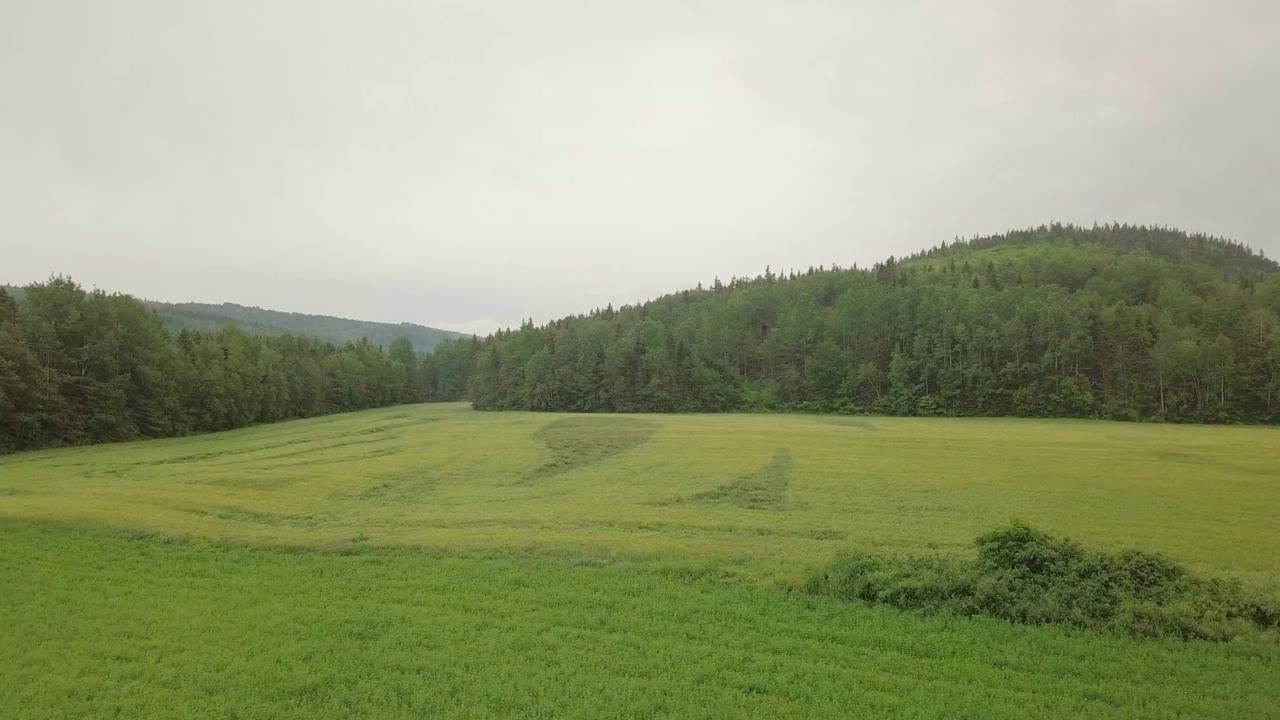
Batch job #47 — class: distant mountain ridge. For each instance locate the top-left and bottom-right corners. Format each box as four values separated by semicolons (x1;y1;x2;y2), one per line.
145;300;468;352
463;223;1280;424
2;286;467;352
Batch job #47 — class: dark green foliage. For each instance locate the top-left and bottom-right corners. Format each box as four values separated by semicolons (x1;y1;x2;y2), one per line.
0;277;435;453
524;416;657;481
0;288;57;452
1;286;467;354
420;336;482;402
808;522;1280;641
467;224;1280;423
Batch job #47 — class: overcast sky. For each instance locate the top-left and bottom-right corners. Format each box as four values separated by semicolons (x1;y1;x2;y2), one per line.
3;1;1277;334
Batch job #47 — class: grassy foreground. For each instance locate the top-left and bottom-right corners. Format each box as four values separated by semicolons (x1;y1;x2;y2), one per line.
2;404;1279;717
3;521;1278;719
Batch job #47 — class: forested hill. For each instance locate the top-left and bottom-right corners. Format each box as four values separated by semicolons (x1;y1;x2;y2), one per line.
145;301;466;352
461;224;1280;424
911;224;1277;279
1;288;467;352
0;278;482;453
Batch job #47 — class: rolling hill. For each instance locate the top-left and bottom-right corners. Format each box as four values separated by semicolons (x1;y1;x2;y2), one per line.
2;286;467;352
464;223;1280;423
145;300;468;352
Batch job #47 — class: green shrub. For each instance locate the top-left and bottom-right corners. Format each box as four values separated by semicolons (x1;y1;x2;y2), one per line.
809;522;1279;641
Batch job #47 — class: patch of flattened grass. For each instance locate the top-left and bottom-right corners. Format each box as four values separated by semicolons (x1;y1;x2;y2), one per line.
672;449;794;510
186;506;329;528
356;468;440;503
143;419;429;467
522;416;657;482
272;444;402;468
1152;450;1204;464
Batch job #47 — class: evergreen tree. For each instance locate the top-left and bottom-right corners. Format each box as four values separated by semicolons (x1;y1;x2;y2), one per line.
1;279;436;454
460;225;1280;423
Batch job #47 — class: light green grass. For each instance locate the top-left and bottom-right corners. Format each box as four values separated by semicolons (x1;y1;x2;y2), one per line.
2;405;1279;717
3;521;1278;719
2;404;1277;584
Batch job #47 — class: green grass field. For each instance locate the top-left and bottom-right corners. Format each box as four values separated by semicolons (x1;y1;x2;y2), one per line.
2;404;1279;717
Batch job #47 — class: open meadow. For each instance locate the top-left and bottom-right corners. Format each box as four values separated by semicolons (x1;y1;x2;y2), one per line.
2;403;1279;717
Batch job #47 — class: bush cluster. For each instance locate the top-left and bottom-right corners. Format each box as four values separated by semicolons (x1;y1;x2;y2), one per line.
808;522;1279;641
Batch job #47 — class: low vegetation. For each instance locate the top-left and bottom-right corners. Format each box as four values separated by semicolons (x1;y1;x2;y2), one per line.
808;522;1280;641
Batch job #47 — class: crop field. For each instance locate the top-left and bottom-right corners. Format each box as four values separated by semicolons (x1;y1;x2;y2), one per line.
2;403;1279;718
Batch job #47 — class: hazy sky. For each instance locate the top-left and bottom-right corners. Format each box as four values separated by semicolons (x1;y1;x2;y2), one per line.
3;1;1278;334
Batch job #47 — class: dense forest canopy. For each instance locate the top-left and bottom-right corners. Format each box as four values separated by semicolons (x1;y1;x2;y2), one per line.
3;224;1277;454
0;277;486;453
1;287;465;353
462;224;1280;423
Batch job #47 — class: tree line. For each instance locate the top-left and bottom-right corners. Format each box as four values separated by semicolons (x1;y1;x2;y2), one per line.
467;224;1280;423
5;224;1277;454
0;277;483;454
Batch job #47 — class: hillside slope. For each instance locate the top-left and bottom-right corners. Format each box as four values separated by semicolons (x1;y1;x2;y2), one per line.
147;300;466;352
463;224;1280;423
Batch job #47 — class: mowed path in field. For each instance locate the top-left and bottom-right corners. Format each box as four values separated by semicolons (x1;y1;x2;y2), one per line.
1;403;1277;585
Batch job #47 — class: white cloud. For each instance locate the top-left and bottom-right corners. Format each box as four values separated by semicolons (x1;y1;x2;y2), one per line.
431;318;502;337
3;0;1277;329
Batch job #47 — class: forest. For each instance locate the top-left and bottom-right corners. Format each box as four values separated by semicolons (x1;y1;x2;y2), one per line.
145;300;466;352
0;278;464;453
464;224;1280;423
4;286;468;353
4;223;1278;454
